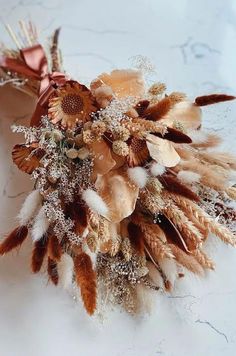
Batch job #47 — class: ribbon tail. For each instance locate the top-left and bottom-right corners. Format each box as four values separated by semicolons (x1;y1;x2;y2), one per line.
0;55;40;79
30;104;48;127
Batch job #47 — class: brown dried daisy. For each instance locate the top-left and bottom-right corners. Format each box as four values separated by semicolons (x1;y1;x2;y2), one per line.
48;81;97;128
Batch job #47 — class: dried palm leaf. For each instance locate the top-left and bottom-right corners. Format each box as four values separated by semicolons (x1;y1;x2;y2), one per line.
12;144;44;174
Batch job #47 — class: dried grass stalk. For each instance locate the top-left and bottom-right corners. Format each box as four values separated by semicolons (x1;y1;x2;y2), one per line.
31;235;48;273
171;194;236;246
47;257;59;285
170;244;204;275
74;252;97;315
48;234;62;262
176;160;227;191
225;187;236;200
192;249;215;270
163;201;203;250
190;133;221;149
197;152;236;170
127;222;144;255
0;226;28;255
159;175;200;202
139;190;164;215
195;94;235;106
144;97;172;121
132;214;174;259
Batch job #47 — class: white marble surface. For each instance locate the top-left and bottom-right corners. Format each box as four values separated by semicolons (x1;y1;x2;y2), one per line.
0;1;236;355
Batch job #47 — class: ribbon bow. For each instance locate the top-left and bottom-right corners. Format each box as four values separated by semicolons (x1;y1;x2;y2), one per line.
0;44;67;126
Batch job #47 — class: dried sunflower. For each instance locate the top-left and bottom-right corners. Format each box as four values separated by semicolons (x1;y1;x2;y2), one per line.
48;81;97;128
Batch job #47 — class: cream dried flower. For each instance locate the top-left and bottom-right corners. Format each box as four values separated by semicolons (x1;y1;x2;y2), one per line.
112;140;129;156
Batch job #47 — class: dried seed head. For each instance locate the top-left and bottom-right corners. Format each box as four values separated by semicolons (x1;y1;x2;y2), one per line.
77;147;90;160
83;130;94;144
113;126;130;141
66;148;78;159
112;140;129;156
146;177;163;194
148;82;166;96
91;121;106;135
52;129;64;142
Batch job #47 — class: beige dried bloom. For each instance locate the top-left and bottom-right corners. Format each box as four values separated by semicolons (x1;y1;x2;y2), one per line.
168;92;187;104
113;126;130;141
112;140;129;156
82;129;95;144
148;82;166;96
91;121;107;135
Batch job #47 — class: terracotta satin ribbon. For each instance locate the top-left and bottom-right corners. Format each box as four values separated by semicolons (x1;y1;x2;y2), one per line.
0;44;67;126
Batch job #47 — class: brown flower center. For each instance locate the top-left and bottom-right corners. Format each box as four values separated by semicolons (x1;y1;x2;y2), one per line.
61;94;84;115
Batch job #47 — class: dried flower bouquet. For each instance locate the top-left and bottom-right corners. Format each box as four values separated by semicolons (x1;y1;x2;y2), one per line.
0;23;236;315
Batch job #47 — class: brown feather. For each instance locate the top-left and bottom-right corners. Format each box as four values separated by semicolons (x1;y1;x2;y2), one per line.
127;221;144;255
0;226;28;255
143;97;172;121
31;235;48;273
154;127;192;144
48;235;62;262
47;257;59;285
195;94;235;106
74;252;97;315
159;175;200;202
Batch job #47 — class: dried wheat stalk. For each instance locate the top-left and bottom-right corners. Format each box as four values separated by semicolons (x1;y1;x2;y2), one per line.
170;194;236;246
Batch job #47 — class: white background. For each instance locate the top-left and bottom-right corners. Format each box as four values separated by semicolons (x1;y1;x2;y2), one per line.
0;1;236;355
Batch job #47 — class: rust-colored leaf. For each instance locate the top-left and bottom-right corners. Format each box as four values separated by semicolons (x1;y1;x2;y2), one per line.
12;144;44;174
